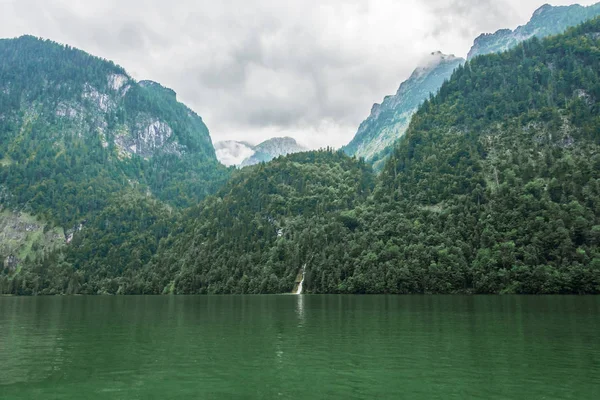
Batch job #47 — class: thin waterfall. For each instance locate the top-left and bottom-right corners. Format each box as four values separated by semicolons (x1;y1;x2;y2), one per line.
296;265;306;295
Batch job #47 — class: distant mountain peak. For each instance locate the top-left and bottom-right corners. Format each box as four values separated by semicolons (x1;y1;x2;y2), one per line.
215;137;307;167
258;136;299;147
426;51;459;63
409;51;461;81
343;51;464;162
468;2;600;59
533;4;553;17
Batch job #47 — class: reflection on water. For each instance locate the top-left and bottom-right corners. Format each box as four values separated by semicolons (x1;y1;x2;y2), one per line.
295;293;305;326
0;295;599;400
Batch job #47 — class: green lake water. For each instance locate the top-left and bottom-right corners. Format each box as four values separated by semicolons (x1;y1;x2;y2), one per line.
1;295;599;399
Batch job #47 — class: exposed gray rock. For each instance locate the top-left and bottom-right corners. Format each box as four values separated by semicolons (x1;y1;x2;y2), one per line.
468;3;600;59
574;89;595;106
4;255;18;271
115;117;182;158
108;74;129;92
344;52;464;162
82;84;113;113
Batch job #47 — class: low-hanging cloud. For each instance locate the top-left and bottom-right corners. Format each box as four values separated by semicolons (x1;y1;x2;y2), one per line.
1;0;597;149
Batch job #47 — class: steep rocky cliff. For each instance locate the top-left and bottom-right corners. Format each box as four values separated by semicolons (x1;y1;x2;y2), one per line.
343;52;463;165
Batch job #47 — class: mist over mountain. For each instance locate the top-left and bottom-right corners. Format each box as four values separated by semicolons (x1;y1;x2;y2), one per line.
343;52;464;165
214;141;256;166
215;137;307;167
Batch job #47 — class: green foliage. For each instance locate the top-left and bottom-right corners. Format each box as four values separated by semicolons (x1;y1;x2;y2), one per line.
0;35;230;228
144;150;375;294
2;191;176;295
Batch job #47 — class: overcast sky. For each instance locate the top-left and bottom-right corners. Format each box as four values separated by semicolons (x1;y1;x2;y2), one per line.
1;1;597;148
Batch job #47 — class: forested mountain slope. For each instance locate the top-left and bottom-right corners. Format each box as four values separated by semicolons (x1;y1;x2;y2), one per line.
329;18;600;294
144;151;374;294
163;18;600;295
344;2;600;170
0;35;229;229
1;191;177;295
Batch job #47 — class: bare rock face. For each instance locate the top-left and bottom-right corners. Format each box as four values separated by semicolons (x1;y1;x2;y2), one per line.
0;210;65;268
137;120;174;151
108;74;129;92
574;89;595;107
82;84;113;113
3;255;18;271
343;52;464;162
115;117;182;158
467;3;600;59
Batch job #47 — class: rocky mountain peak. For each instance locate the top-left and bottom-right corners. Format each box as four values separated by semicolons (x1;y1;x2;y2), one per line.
532;4;553;17
409;51;461;81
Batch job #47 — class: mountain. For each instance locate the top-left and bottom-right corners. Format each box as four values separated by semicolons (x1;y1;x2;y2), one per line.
215;137;307;167
240;137;307;167
344;2;600;168
468;2;600;59
343;52;464;165
0;35;229;221
354;18;600;294
5;150;374;294
0;35;229;269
